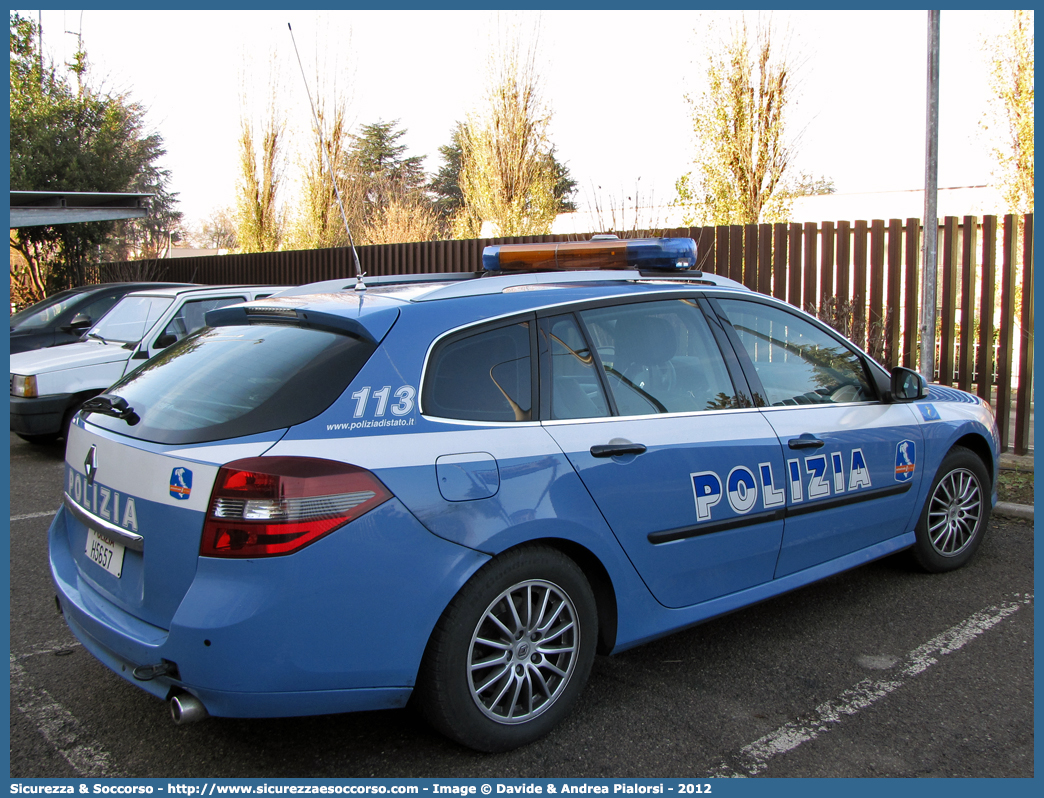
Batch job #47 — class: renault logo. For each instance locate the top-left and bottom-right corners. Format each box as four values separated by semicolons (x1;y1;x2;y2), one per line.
84;445;98;487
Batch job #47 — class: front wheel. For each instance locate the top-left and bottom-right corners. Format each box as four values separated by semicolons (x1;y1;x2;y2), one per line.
911;446;991;572
417;545;597;752
16;432;59;445
61;400;85;443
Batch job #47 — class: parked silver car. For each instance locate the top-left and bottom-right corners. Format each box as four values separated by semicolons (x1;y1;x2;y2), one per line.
10;284;284;442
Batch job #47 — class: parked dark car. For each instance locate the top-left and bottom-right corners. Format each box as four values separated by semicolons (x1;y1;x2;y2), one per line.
10;282;191;354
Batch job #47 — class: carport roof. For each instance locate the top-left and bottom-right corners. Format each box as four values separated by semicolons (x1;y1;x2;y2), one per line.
9;190;153;227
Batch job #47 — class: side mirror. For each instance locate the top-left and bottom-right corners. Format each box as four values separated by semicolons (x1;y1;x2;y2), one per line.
61;313;92;333
890;367;927;402
154;333;178;350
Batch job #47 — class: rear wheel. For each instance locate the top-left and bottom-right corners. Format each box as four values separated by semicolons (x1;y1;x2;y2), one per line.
911;446;991;572
418;545;597;752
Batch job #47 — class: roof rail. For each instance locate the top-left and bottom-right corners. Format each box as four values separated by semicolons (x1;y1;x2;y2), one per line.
276;271;481;298
410;269;752;302
637;271;746;289
413;270;643;302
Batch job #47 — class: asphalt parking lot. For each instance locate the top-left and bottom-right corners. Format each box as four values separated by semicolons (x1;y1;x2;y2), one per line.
9;433;1034;779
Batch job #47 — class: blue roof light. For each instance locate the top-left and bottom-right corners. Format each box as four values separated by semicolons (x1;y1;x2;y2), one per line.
483;237;698;273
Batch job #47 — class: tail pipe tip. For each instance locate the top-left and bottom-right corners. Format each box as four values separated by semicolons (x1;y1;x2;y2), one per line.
170;693;209;725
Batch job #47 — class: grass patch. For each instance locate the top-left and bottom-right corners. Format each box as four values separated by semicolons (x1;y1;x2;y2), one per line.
997;469;1034;506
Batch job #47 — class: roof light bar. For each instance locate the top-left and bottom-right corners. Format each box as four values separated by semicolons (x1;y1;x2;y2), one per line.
482;237;697;273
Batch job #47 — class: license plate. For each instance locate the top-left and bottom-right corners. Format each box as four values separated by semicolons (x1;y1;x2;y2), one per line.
86;528;126;578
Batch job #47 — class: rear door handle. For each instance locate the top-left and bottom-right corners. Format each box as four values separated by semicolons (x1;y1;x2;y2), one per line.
590;443;647;458
788;434;825;450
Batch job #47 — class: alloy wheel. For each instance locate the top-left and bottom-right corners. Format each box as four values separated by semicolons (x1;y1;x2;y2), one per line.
467;579;580;724
927;467;983;557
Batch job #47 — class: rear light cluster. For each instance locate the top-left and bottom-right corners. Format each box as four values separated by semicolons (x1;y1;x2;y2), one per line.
201;457;391;558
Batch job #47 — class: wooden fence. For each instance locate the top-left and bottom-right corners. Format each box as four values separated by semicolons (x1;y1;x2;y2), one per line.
101;214;1034;454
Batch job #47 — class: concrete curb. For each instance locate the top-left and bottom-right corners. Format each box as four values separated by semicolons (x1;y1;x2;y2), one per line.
994;501;1034;522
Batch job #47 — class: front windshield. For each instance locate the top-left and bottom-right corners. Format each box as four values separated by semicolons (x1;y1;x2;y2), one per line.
10;289;82;330
89;296;174;343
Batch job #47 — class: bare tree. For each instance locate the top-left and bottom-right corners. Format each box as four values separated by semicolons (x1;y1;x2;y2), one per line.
983;10;1034;214
285;32;362;251
790;171;836;196
188;206;238;251
234;53;287;253
361;192;441;245
674;15;798;226
458;20;559;238
586;179;665;238
100;258;177;283
287;95;361;250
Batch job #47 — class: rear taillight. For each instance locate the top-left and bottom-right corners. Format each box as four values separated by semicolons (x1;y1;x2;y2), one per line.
201;457;391;558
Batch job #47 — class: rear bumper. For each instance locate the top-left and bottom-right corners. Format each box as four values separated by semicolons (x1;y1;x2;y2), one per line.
50;499;490;718
11;393;74;436
58;606;412;716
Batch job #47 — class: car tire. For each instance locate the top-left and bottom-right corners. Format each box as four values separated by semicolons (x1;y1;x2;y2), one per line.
911;446;991;573
61;398;89;443
16;432;59;445
417;545;598;752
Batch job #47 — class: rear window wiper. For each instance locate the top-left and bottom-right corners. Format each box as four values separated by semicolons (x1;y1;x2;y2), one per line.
81;394;140;426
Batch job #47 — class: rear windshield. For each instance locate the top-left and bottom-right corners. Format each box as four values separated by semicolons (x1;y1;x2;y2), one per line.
88;324;376;444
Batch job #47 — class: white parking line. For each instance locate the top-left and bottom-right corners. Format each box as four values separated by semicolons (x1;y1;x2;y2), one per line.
10;645;125;778
11;510;57;521
709;592;1034;777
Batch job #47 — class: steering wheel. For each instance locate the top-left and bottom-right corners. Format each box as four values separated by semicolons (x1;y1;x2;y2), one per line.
828;383;866;403
627;361;677;395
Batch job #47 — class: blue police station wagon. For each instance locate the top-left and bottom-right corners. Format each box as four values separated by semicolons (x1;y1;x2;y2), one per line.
50;238;999;751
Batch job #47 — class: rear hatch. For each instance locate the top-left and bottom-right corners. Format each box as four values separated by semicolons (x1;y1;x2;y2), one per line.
57;306;386;629
62;423;280;628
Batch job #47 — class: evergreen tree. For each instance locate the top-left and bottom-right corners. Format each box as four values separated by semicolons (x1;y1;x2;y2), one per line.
547;146;579;213
345;119;440;244
9;12;181;298
350;120;427;217
429;123;467;229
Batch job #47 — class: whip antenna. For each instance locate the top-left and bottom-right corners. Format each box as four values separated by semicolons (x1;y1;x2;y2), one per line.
288;22;366;290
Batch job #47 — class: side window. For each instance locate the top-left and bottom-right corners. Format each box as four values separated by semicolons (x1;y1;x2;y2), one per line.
543;314;609;420
157;297;245;347
423;321;533;422
578;299;738;416
718;299;874;406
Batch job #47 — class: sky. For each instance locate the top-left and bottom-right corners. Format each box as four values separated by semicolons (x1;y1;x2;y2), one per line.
22;8;1014;230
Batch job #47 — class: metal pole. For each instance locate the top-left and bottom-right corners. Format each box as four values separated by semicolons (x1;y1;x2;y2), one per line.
919;10;941;379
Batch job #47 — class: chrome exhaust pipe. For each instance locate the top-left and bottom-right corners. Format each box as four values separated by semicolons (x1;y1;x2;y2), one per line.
170;693;208;725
